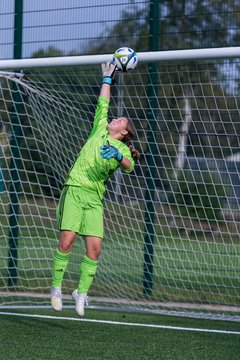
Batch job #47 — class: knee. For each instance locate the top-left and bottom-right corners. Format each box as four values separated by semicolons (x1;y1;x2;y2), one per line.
85;236;102;260
89;248;101;260
94;247;102;260
87;245;102;260
59;243;71;253
58;231;76;253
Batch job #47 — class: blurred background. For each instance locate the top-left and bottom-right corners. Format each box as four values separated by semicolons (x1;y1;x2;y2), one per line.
0;0;240;315
1;0;240;60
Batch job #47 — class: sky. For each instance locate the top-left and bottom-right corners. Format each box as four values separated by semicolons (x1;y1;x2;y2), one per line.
0;0;146;60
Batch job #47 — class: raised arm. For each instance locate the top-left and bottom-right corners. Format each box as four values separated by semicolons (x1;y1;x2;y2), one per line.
88;62;116;139
101;62;117;100
100;83;111;100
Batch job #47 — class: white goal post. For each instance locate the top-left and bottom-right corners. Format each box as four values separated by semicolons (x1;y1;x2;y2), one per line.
0;46;240;69
0;47;240;321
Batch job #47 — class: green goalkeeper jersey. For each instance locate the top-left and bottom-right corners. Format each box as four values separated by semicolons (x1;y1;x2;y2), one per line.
65;96;135;200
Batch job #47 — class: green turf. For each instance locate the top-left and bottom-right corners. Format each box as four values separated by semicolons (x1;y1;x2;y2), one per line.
1;196;240;306
0;308;239;360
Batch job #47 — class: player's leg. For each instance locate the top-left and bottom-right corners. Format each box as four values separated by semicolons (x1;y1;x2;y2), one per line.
51;230;77;311
72;236;102;316
51;186;82;311
79;235;102;293
72;191;103;316
79;198;103;295
52;230;77;288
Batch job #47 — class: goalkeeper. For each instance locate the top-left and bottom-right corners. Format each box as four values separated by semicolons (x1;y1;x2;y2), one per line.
51;61;140;316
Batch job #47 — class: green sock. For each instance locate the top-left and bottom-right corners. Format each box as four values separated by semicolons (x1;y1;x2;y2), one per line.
77;255;98;294
52;248;70;288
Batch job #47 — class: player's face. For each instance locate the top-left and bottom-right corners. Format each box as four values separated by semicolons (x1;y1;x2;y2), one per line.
108;117;128;133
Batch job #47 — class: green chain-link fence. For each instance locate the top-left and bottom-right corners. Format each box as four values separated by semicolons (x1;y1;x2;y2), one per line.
1;1;240;60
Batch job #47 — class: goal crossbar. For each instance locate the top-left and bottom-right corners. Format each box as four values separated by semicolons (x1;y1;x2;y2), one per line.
0;46;240;70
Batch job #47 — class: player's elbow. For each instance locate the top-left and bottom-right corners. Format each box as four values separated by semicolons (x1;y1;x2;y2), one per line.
121;162;134;174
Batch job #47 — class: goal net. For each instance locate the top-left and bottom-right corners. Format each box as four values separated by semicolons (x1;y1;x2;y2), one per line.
0;49;239;321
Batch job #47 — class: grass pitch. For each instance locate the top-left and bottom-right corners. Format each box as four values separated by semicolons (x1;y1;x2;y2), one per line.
0;308;239;360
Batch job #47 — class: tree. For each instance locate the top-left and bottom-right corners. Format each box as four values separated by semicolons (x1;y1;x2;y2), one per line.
84;1;240;205
1;47;100;197
88;1;240;54
172;169;227;234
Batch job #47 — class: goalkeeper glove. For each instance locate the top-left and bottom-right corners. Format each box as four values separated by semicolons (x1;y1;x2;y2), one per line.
100;140;123;162
101;62;117;85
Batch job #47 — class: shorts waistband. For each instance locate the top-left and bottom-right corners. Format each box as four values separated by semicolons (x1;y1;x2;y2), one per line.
63;185;102;199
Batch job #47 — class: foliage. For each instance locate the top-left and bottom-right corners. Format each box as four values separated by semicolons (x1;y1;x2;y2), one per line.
172;169;227;224
1;46;103;197
88;1;240;54
3;2;240;197
87;0;240;167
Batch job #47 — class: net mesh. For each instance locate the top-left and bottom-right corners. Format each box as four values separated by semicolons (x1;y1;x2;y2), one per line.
0;59;239;320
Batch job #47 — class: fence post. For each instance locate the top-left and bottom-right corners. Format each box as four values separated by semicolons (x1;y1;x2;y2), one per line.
7;0;23;287
143;0;160;296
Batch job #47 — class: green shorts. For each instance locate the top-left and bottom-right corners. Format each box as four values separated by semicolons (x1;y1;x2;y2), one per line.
56;185;104;238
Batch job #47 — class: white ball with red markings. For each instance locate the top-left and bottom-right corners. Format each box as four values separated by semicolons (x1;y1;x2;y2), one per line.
113;47;138;72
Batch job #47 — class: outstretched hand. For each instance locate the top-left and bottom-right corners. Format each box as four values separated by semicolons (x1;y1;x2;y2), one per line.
100;140;123;162
101;62;117;79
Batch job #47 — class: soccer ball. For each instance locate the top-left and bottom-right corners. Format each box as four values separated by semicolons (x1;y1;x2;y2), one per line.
113;47;138;72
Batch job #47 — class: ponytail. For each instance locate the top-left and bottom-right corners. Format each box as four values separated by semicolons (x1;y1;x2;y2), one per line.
121;117;140;161
128;145;140;161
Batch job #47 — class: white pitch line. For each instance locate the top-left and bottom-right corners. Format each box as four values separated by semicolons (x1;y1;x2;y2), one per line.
0;311;239;335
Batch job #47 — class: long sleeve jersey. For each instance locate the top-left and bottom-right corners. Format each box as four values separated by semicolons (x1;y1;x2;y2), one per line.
65;96;135;200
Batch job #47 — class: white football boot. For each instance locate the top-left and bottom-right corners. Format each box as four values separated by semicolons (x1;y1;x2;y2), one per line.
51;287;62;311
72;289;88;316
